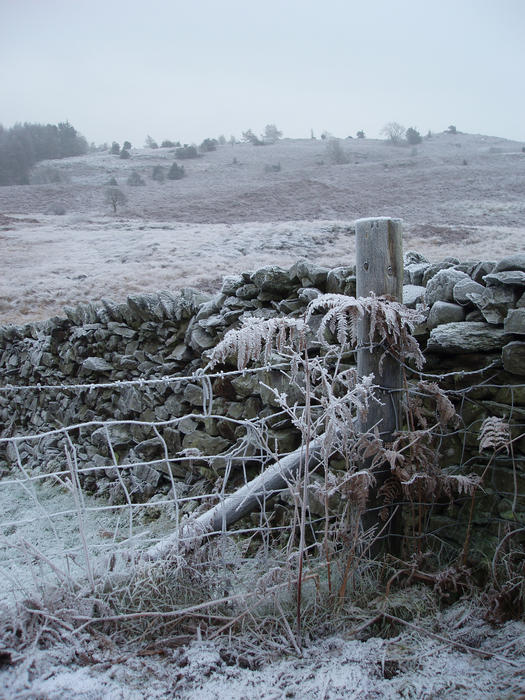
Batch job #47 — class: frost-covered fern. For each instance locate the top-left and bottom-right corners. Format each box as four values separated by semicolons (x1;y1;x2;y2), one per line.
207;316;308;370
306;293;426;369
479;416;511;454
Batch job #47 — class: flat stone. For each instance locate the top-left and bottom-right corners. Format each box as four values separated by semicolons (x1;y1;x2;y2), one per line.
502;341;525;375
405;262;430;286
404;250;429;266
235;284;259;299
183;383;204;406
425;269;470;305
251;266;293;294
422;261;456;286
182;431;230;455
131;463;161;487
188;326;216;350
106;322;137;338
220;275;244;296
403;284;426;308
134;439;162;461
426;322;511;353
471;261;496;284
427;301;466;330
231;373;261;397
453;278;485;306
484;271;525;287
467;285;517;324
493;254;525;273
504;308;525;334
326;266;356;294
288;260;329;287
82;356;113;372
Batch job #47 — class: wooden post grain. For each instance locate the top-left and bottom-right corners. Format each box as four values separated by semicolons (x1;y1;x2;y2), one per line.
355;217;403;552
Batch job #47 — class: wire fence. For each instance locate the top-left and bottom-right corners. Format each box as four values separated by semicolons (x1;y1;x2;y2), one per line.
1;345;524;600
0;301;524;663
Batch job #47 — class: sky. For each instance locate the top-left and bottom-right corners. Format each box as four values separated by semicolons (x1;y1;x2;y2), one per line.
1;0;524;147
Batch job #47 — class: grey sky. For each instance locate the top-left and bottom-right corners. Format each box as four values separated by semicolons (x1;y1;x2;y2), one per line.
1;0;524;146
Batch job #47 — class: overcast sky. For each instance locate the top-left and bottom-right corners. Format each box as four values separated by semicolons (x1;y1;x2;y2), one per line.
1;0;524;146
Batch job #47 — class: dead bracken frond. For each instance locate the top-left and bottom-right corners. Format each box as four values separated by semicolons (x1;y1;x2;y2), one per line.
306;293;426;369
207;316;308;370
416;381;458;428
479;417;511;454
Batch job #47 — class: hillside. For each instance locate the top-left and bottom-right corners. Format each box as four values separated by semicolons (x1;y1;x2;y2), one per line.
0;132;524;324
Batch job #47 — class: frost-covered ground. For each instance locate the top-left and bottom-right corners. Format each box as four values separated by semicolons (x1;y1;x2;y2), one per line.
1;132;524;324
2;609;524;698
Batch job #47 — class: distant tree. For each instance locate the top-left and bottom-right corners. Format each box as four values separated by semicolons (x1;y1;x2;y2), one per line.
57;122;88;157
381;122;406;144
127;170;145;186
105;187;127;213
217;135;227;145
200;138;218;152
242;129;264;145
0;121;87;185
426;130;432;139
161;139;178;148
447;125;457;134
110;141;120;155
405;127;422;145
167;162;185;180
310;129;316;139
122;141;132;151
356;130;365;139
152;165;165;182
145;135;159;149
119;149;130;159
229;135;236;146
175;144;198;159
264;124;282;142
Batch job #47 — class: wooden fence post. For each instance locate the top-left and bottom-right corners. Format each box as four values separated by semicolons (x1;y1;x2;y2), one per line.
355;217;403;553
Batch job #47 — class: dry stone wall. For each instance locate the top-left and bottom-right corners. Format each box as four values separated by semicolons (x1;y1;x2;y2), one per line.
0;251;524;541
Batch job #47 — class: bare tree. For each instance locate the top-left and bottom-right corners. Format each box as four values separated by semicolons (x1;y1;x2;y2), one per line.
381;122;406;144
105;187;127;214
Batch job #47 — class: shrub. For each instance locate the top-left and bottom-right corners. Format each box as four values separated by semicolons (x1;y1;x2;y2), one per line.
127;170;145;186
119;149;130;159
145;135;159;149
110;141;120;155
356;130;365;139
406;127;422;145
326;138;349;164
200;138;218;152
152;165;165;182
161;140;179;148
107;176;118;186
167;162;185;180
175;145;198;159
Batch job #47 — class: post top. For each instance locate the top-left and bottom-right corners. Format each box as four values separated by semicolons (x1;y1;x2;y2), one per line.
355;217;403;225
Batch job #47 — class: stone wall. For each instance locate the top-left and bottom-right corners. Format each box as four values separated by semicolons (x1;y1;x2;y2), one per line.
0;251;524;541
